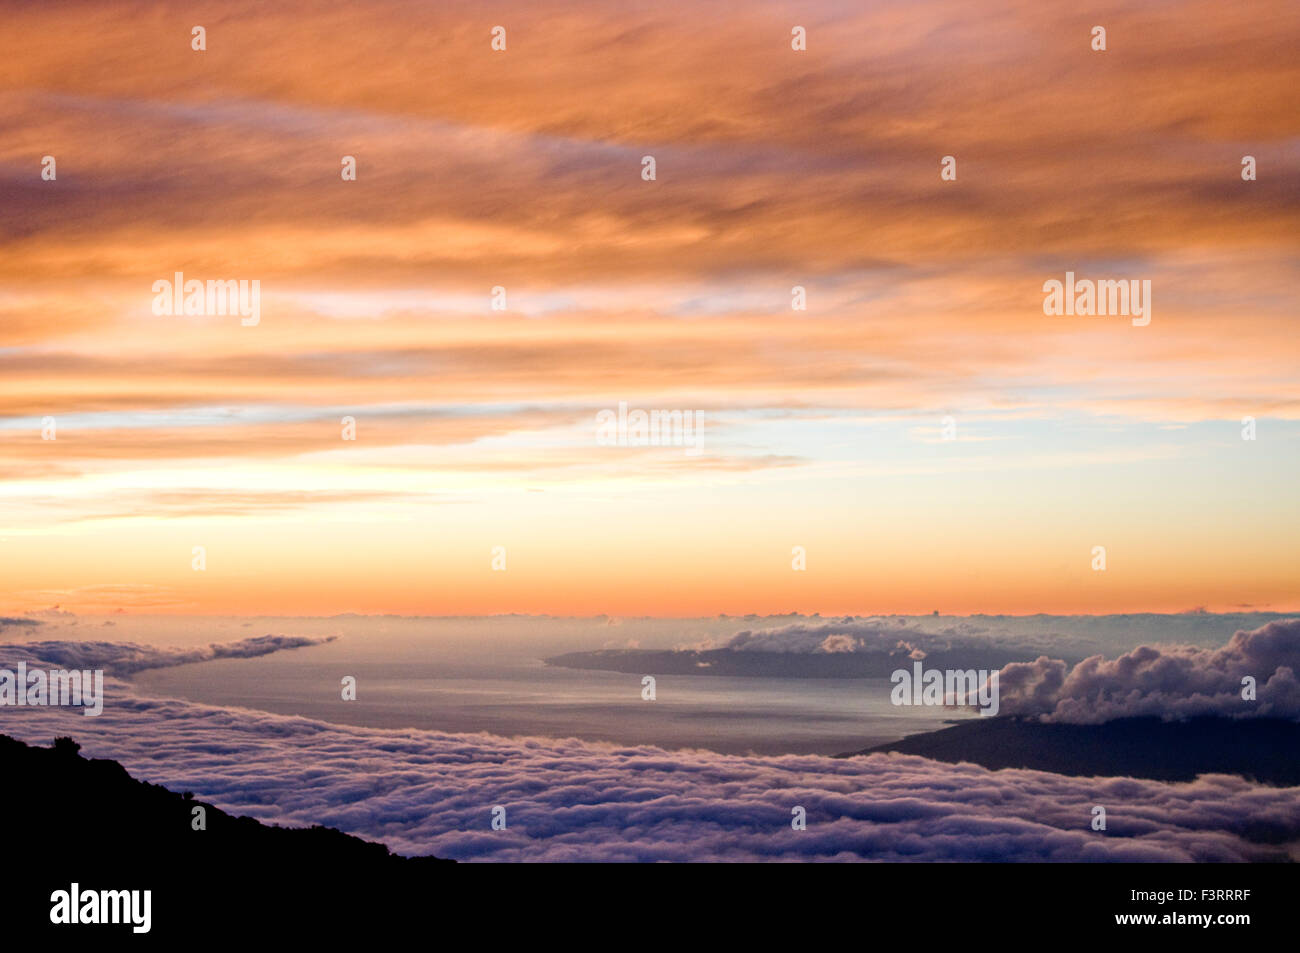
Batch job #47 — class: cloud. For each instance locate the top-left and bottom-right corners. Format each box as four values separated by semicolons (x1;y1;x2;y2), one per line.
0;617;42;634
30;606;76;620
997;619;1300;723
0;633;1296;861
0;634;335;676
722;618;1036;655
0;1;1296;508
727;618;915;653
818;634;857;654
0;673;1296;862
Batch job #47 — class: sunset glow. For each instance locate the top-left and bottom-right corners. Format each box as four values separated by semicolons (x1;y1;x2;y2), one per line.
2;0;1297;615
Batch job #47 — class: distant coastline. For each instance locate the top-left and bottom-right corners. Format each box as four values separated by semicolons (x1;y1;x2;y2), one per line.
544;646;1077;678
841;716;1300;787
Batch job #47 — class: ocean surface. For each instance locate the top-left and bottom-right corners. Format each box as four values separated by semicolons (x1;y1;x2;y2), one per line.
20;611;1276;756
126;617;970;754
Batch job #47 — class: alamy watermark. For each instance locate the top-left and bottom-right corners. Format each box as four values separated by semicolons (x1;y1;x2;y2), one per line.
50;883;150;933
152;272;260;326
0;663;103;716
1043;271;1151;326
596;401;704;456
890;662;999;716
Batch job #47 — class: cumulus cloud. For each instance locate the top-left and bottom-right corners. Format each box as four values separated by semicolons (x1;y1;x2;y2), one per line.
0;634;335;676
998;619;1300;723
723;618;1025;656
818;635;857;654
727;618;914;653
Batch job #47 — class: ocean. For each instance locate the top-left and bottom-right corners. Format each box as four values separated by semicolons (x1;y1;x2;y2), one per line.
126;616;972;755
26;610;1278;756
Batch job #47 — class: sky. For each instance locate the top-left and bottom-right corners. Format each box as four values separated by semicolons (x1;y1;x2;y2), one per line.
0;0;1297;616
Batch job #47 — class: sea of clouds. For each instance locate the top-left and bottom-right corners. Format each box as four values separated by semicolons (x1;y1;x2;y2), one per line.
996;619;1300;723
2;626;1299;861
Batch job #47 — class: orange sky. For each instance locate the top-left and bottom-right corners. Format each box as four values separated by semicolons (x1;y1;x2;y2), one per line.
0;0;1297;615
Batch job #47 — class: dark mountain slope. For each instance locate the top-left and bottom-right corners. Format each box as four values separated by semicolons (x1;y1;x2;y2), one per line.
840;716;1300;786
1;733;451;935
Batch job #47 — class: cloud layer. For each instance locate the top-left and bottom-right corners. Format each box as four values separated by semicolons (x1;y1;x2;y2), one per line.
722;617;1045;656
998;619;1300;722
2;635;1299;861
2;634;335;676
